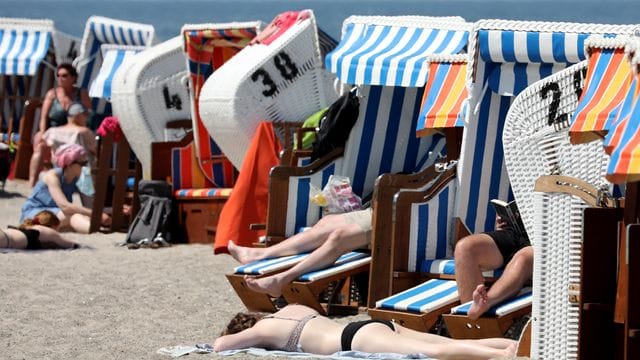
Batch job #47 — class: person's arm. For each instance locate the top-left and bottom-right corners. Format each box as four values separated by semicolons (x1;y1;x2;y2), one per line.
42;170;92;217
213;327;266;352
80;128;97;156
38;89;55;133
79;88;92;111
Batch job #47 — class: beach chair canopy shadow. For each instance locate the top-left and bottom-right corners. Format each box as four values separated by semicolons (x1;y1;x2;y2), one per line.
198;10;337;170
226;15;471;315
503;28;639;358
74;16;155;117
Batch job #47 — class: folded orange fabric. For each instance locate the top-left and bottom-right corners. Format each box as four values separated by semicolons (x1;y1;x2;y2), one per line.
213;121;282;254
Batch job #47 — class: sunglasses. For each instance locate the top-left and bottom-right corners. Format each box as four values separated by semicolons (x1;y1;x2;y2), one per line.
57;73;70;78
73;160;89;167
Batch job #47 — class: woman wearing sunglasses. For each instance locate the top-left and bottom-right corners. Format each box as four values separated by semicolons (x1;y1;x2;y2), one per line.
29;63;92;187
21;144;110;234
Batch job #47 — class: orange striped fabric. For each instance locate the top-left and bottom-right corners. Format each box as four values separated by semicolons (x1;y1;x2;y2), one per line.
416;60;468;138
183;26;258;187
569;47;631;144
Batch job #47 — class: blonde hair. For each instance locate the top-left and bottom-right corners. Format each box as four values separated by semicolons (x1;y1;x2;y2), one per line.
20;210;60;230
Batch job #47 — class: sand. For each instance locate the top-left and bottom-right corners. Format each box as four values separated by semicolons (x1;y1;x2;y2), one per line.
0;179;525;360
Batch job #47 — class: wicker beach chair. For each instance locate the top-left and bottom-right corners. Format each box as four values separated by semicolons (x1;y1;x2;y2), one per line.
75;16;155;117
502;28;638;357
111;36;192;178
602;38;640;360
226;16;470;315
0;18;61;180
198;10;336;169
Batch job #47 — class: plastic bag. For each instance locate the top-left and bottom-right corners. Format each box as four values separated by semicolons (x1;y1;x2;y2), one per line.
76;165;95;196
309;175;362;214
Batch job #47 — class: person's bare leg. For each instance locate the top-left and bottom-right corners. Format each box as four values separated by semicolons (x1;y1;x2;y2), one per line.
32;225;78;249
467;245;533;320
453;233;504;302
228;213;350;264
0;228;27;249
353;323;516;360
69;213;91;234
394;323;516;349
245;223;368;297
28;138;45;187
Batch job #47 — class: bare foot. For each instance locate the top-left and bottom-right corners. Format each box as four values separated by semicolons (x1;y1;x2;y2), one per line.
467;284;490;320
503;341;517;358
228;240;263;264
244;275;286;298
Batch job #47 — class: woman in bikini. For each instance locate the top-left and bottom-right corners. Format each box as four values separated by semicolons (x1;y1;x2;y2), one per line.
1;210;82;250
213;304;517;360
29;63;92;187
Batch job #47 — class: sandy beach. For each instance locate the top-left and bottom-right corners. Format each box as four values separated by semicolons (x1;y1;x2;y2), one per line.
0;179;527;360
0;179;371;360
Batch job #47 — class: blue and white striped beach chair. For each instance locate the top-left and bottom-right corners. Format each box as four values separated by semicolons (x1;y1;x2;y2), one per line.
0;18;60;180
369;20;634;337
75;16;155;117
225;16;470;314
226;250;370;313
504;29;638;358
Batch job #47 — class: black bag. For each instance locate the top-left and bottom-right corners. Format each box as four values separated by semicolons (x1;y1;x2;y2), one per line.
310;88;360;161
125;180;173;244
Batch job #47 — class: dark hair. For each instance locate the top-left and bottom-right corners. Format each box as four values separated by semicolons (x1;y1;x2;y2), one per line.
220;312;267;336
57;63;78;78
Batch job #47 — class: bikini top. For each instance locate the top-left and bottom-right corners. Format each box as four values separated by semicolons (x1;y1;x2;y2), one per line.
48;88;82;128
263;313;318;352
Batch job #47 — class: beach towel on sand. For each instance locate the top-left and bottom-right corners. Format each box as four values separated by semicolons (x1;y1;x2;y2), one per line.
213;122;282;254
157;344;430;359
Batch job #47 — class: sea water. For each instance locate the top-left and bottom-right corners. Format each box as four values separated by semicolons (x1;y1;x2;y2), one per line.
1;0;639;41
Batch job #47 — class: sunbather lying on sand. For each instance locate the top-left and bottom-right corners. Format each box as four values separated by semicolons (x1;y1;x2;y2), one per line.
213;304;517;360
0;210;81;250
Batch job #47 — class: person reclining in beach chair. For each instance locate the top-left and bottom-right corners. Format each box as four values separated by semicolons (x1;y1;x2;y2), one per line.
454;205;532;320
228;207;371;298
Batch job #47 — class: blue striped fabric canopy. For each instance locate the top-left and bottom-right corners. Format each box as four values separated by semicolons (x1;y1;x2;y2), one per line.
326;18;469;87
0;27;51;76
88;45;144;99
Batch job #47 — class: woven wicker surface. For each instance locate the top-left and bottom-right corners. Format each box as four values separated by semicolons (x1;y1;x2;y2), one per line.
111;36;191;177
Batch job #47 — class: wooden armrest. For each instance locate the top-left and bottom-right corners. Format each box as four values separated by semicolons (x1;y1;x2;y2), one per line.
166;119;193;129
250;223;266;230
270;147;344;179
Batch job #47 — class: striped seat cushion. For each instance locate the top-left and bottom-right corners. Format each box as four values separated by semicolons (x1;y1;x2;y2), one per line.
375;278;459;313
420;258;504;278
0;133;19;143
174;188;232;199
233;251;367;277
297;252;370;282
450;287;532;317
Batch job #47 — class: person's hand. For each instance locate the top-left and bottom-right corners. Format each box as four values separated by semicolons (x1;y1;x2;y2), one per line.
101;212;112;226
495;216;507;231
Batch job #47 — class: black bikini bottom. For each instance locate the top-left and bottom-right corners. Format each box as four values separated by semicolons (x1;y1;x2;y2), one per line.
9;226;41;250
340;319;395;351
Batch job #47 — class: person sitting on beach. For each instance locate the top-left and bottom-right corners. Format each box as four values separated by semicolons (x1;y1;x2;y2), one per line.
30;102;97;189
21;143;111;234
29;63;92;187
213;304;517;360
228;208;372;298
1;210;82;250
454;212;532;320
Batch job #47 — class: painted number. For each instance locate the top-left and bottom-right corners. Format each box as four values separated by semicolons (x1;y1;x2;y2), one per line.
540;68;587;127
251;51;300;97
163;86;182;110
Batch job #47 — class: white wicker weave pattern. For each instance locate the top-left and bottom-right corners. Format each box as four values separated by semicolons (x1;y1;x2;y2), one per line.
198;12;338;168
531;192;585;359
503;61;609;241
111;36;191;177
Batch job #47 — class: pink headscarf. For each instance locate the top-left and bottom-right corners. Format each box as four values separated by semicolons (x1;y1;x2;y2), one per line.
54;143;88;168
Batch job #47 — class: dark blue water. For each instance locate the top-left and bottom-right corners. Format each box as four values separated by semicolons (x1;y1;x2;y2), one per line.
1;0;639;41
